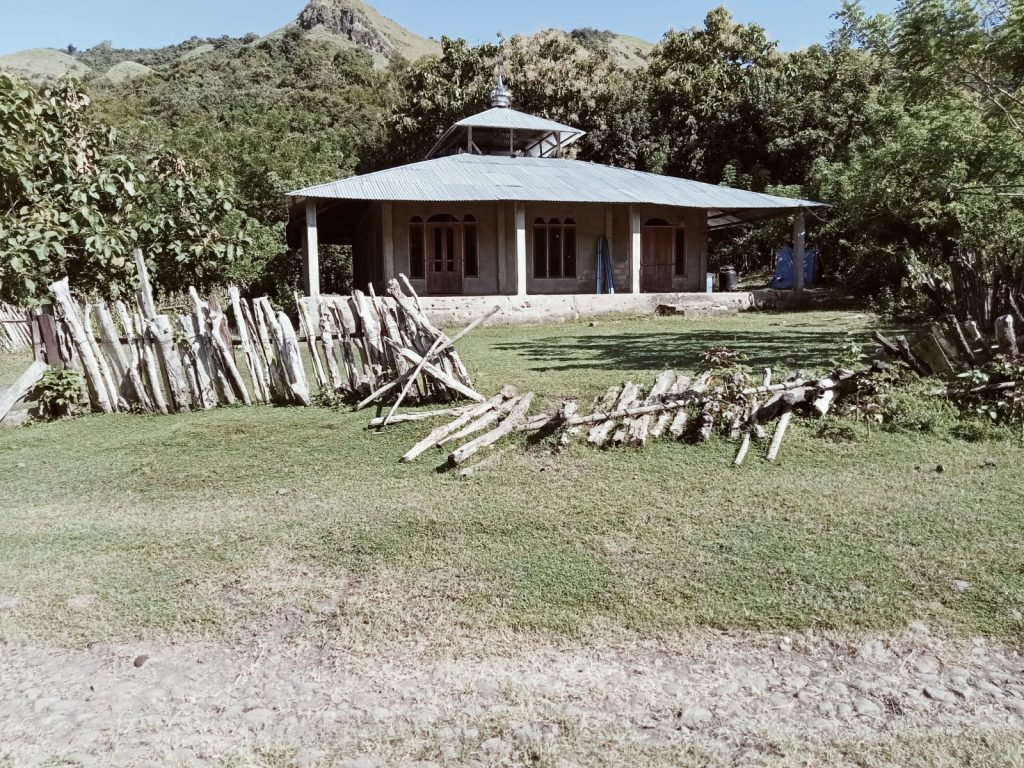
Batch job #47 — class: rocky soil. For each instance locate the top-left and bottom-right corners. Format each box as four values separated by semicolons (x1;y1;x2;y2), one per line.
1;620;1023;767
2;561;1023;766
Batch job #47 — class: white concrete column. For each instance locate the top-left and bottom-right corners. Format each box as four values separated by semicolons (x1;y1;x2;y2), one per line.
302;200;320;297
629;206;642;294
496;203;508;295
381;202;395;283
793;210;806;293
515;202;527;297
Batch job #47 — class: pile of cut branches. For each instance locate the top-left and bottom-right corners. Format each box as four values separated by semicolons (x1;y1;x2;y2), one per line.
378;353;893;471
873;310;1022;424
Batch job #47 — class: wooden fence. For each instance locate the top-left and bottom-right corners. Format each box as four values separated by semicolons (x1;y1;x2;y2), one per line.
5;251;474;418
0;304;31;353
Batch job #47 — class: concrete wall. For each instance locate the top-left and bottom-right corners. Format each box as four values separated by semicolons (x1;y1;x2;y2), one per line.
415;290;809;327
361;201;711;296
389;201;506;296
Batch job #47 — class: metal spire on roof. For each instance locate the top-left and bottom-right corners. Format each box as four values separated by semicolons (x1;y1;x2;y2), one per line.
490;39;512;109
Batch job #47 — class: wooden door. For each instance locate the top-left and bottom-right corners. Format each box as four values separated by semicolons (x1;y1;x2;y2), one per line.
641;226;675;293
425;223;463;295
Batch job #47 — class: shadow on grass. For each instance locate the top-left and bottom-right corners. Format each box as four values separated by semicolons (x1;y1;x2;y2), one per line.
489;302;920;373
494;328;859;373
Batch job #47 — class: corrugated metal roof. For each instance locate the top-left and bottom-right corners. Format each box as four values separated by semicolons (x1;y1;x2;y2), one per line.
452;107;584;135
426;108;585;159
288;155;824;219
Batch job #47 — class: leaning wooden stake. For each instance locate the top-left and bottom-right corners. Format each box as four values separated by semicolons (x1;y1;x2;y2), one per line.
277;311;312;406
133;309;169;414
995;314;1019;356
317;300;345;393
150;315;191;412
230;287;268;403
733;432;752;466
114;300;155;412
766;409;793;462
210;309;252;405
83;303;124;410
356;305;500;412
391;343;485;403
133;249;158;319
296;293;327;390
48;279;113;413
0;360;48;423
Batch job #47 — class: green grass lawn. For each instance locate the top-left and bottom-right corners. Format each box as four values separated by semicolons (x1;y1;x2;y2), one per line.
1;309;1022;645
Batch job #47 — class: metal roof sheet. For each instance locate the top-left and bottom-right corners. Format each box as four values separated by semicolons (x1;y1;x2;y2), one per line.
288;154;824;217
452;107;584;135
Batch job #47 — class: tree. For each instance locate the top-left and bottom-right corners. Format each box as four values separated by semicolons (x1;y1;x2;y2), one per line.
810;0;1024;311
0;74;251;303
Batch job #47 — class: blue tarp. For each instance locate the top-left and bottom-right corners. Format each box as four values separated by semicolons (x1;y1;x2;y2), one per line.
596;236;615;294
772;245;821;289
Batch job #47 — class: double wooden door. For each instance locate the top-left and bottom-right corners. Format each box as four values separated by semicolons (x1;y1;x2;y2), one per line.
640;225;675;293
425;222;463;295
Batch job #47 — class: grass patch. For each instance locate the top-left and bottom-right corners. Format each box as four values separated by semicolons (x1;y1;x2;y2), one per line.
0;310;1022;644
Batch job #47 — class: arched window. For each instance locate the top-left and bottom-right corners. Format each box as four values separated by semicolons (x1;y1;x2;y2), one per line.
463;215;478;277
409;216;425;279
533;217;578;279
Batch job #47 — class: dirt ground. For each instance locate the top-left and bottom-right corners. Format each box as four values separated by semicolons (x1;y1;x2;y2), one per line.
2;562;1023;767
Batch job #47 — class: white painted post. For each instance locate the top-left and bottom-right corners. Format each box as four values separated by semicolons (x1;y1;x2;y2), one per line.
515;202;528;297
793;210;806;293
382;202;395;283
629;206;642;294
302;200;320;297
496;203;508;295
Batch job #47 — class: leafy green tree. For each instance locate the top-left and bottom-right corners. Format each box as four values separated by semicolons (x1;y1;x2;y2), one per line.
0;74;250;303
810;0;1024;306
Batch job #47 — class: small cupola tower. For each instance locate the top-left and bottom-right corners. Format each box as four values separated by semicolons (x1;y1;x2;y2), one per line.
490;69;512;109
424;52;585;160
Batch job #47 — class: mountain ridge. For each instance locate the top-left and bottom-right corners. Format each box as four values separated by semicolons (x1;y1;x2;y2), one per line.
0;0;655;82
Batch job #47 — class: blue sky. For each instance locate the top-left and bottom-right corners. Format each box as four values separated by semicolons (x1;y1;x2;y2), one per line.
0;0;897;57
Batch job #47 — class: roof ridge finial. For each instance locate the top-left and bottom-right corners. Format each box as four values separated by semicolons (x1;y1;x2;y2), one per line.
491;34;512;109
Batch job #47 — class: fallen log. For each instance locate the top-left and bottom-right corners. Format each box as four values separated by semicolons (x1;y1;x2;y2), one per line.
441;396;520;445
627;370;676;447
589;382;637;446
368;404;478;427
401;388;513;462
449;392;535;465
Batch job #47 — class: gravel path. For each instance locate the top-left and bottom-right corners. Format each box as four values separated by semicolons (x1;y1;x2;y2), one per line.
2;621;1023;767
